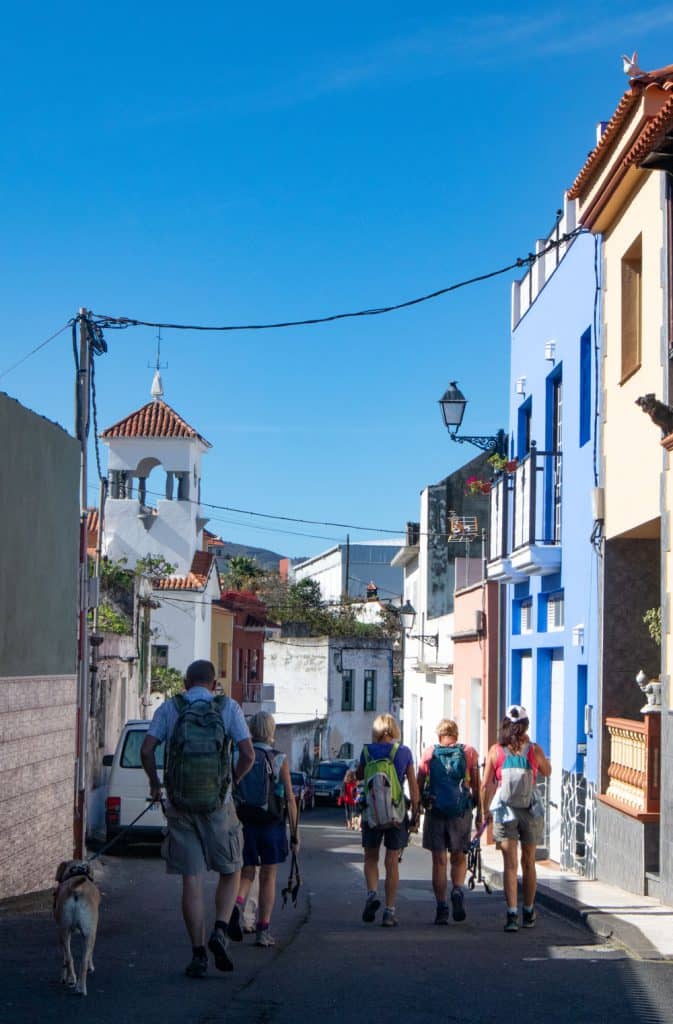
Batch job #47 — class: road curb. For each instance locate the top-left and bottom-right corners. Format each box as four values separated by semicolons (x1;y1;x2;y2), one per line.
480;862;669;959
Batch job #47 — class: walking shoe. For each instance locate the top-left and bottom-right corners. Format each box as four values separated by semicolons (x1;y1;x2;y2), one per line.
434;903;450;926
185;950;208;978
362;894;381;923
522;907;537;928
208;927;234;972
227;905;243;942
451;888;466;922
381;910;399;927
255;929;276;947
504;911;519;933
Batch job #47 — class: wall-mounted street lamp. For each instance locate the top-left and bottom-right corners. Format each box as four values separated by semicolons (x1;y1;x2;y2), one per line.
398;600;438;647
438;381;507;456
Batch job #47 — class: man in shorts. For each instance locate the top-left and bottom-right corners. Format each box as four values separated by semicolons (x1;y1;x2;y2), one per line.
357;713;419;928
141;659;255;978
416;719;481;925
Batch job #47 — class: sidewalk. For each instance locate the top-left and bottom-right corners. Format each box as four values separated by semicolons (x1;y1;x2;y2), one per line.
479;842;673;960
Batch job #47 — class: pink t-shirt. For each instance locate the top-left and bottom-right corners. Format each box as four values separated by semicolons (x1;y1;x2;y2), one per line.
419;742;479;777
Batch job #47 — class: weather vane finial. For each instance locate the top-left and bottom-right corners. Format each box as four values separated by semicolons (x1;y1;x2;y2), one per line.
149;328;168;400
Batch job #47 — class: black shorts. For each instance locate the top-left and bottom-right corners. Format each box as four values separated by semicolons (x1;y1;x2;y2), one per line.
362;819;409;851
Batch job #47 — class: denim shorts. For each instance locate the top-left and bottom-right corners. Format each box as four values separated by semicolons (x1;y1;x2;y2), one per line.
242;821;289;866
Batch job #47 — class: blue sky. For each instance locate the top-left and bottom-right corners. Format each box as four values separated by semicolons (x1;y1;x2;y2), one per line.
3;3;673;558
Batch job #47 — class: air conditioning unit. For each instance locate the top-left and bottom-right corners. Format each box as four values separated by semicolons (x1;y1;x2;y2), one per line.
474;610;486;634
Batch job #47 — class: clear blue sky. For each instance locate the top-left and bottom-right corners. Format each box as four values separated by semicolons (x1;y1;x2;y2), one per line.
3;4;673;559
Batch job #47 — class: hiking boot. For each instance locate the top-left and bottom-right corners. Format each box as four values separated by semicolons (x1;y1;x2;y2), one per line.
362;894;381;923
381;910;399;927
255;929;276;947
451;888;466;922
185;950;208;978
504;911;519;933
434;903;450;926
522;907;537;929
208;927;234;972
227;905;243;942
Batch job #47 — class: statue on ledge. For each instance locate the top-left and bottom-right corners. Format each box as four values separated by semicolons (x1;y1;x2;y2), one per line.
635;394;673;436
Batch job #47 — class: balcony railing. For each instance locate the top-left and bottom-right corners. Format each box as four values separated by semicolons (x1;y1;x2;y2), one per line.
600;715;661;821
488;476;509;562
512;443;562;550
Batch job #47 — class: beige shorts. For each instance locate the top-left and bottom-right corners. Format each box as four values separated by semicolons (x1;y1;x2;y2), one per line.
493;808;543;847
162;798;243;876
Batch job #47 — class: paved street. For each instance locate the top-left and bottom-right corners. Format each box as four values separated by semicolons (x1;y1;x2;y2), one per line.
2;807;672;1024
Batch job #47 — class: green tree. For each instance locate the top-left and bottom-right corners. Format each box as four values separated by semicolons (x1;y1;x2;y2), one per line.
151;666;184;697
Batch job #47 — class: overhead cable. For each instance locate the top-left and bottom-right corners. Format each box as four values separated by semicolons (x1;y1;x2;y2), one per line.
90;228;586;334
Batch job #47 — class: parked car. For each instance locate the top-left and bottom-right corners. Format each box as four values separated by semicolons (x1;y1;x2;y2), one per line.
103;720;166;848
311;759;352;804
290;770;315;811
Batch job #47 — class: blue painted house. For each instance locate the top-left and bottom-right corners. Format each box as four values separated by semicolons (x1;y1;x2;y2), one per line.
487;198;600;875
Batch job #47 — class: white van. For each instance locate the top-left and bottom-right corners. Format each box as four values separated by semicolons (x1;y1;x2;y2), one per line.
102;720;166;847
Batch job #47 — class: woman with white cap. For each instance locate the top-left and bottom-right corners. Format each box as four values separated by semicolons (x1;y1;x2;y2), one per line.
481;705;551;933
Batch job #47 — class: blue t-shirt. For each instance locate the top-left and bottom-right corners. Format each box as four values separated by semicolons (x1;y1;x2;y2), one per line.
360;741;413;785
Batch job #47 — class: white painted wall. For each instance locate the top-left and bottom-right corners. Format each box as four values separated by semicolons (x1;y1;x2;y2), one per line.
294;540;404;603
265;636;394;760
150;571;220;675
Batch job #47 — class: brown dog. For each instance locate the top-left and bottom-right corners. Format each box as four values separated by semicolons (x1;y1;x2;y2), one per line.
54;860;101;996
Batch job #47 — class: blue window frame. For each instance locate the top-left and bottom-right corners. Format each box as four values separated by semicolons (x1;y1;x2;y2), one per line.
579;328;592;447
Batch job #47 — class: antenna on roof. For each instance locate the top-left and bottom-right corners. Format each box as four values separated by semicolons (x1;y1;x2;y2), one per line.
148;328;168;400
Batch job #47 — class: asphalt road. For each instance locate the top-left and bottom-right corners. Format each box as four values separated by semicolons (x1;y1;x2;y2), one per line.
1;806;672;1024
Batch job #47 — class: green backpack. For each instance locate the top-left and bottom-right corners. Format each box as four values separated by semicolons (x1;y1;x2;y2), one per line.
165;694;231;813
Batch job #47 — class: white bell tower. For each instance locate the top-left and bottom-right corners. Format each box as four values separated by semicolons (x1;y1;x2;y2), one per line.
101;376;211;575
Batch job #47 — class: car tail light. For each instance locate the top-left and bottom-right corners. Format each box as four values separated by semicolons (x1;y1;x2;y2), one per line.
106;796;121;827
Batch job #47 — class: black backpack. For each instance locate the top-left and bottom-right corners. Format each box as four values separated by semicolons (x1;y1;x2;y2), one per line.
234;745;286;825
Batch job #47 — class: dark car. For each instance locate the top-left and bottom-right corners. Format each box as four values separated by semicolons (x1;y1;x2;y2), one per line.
290;771;315;812
311;760;352;804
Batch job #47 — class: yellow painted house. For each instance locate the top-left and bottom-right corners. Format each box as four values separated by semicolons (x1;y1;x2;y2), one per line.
569;61;673;898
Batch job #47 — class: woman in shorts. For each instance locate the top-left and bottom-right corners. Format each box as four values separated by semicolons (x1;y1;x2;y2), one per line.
481;705;550;933
230;711;299;947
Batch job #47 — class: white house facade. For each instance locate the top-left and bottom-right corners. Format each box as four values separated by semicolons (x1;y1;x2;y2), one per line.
264;636;394;764
293;540;404;604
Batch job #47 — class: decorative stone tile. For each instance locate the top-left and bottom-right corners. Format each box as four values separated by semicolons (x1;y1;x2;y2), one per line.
559;769;597;878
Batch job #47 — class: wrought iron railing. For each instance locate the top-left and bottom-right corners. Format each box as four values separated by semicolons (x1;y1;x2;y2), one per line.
512;442;562;550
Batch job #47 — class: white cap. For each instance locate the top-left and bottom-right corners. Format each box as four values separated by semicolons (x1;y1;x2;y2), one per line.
506;704;528;721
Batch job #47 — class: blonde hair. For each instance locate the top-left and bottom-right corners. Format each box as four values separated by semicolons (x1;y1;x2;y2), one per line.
248;710;276;744
436;718;459;740
371;713;401;742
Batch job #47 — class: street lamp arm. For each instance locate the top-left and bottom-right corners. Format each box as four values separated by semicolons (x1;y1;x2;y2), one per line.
449;428;507;456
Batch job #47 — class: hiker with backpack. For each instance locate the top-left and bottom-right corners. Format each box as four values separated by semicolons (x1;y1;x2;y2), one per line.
481;704;551;933
416;718;481;925
231;711;299;948
357;713;419;928
140;660;255;978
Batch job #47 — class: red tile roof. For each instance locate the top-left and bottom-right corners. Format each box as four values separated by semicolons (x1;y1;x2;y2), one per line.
568;89;640;199
86;507;99;556
154;550;217;592
569;72;673;200
624;92;673;166
101;399;211;446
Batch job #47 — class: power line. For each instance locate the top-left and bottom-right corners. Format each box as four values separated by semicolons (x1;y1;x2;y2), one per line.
0;322;72;382
90;228;586;334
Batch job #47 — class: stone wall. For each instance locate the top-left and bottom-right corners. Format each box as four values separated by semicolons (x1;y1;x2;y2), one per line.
595;800;659;894
0;675;76;899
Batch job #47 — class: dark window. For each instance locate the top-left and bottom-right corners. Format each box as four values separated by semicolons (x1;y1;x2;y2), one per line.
120;730;165;769
151;644;168;669
579;328;592;446
364;670;377;711
341;669;354;711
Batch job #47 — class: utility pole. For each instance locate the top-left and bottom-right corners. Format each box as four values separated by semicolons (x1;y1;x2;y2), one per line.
74;308;90;858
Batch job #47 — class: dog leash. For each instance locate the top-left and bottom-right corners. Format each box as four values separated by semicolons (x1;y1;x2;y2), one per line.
282;801;301;909
87;799;163;863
